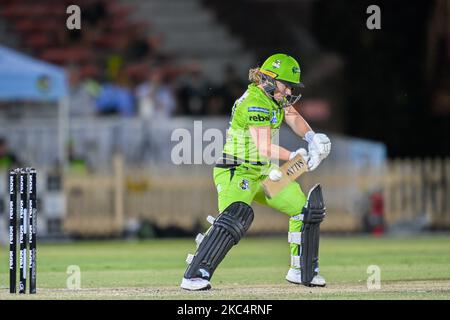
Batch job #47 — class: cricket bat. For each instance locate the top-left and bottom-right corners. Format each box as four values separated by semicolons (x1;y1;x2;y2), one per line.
262;154;309;199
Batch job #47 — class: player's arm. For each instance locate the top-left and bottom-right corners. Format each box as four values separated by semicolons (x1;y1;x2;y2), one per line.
284;105;331;170
284;105;313;139
249;126;291;161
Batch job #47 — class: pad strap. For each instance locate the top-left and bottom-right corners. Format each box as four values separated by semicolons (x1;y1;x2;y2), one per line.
288;232;302;245
291;255;300;268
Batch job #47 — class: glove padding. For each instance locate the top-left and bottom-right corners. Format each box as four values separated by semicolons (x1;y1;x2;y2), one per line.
289;148;309;161
308;133;331;161
290;132;331;171
307;150;322;171
289;147;322;171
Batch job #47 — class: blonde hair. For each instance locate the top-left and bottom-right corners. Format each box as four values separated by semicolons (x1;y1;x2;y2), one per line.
248;68;262;84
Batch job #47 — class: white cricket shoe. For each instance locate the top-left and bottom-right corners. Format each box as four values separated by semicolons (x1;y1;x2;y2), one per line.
180;277;211;291
285;268;326;287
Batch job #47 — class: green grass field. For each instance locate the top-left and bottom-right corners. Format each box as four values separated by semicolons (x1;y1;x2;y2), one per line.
1;235;450;299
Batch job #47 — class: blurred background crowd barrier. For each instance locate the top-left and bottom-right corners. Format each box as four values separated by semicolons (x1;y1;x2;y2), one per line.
0;117;449;239
1;152;449;239
61;155;450;237
0;0;448;240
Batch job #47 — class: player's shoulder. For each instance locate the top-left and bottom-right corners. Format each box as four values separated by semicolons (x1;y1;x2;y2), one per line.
239;84;273;112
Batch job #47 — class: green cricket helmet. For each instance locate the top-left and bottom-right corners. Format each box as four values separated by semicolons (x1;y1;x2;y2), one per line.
259;53;304;107
260;54;304;87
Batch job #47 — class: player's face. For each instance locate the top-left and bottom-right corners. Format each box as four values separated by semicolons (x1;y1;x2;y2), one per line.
273;81;292;101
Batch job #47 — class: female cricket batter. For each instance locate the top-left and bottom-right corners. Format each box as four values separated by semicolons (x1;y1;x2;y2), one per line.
181;53;331;291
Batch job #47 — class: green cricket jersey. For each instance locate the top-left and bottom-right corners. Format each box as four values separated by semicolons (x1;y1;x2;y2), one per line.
222;83;284;165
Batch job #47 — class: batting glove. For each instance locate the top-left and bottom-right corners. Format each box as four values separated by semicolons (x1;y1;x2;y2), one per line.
304;131;331;161
289;147;309;161
307;149;322;171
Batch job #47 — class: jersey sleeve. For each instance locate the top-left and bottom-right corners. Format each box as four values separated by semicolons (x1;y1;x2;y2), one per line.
232;87;273;127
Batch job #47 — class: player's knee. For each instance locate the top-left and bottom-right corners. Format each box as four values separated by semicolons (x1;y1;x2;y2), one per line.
267;187;306;216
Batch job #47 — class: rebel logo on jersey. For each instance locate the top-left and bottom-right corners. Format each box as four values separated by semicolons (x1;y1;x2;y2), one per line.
249;114;270;122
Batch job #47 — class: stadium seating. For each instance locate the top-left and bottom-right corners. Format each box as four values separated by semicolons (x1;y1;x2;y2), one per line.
0;0;148;78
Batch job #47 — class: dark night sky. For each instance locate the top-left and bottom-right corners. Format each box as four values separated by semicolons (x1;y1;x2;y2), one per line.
312;0;449;157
